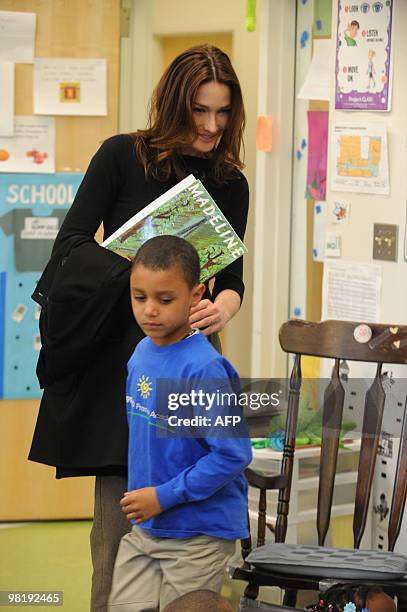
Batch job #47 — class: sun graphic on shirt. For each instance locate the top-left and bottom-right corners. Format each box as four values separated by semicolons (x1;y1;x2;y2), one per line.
137;375;152;399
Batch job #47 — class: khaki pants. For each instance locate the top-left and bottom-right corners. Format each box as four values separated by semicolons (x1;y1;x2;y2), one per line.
108;526;235;611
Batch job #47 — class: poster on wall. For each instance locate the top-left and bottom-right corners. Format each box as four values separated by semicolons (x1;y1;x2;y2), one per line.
0;116;55;173
298;39;331;102
330;122;389;194
335;0;394;111
0;62;14;136
0;172;83;399
306;110;329;201
322;260;382;322
33;58;107;116
0;11;36;63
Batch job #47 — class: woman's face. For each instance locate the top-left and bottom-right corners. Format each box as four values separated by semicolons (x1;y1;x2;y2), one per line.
189;81;231;154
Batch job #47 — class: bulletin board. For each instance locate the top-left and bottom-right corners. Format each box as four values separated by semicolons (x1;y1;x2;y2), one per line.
0;173;83;399
0;0;121;520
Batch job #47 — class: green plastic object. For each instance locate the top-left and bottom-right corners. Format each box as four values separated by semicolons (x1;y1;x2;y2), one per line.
268;393;356;448
250;394;357;451
251;438;271;449
246;0;256;32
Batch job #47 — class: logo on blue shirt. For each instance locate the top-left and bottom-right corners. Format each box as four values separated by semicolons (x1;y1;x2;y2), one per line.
137;375;152;399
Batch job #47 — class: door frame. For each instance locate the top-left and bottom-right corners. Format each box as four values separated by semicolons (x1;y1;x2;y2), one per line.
250;0;296;378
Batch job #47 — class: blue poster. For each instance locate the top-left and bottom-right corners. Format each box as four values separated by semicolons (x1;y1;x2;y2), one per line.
0;173;83;399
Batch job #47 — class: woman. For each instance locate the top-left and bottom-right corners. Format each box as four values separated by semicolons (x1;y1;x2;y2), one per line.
29;44;249;612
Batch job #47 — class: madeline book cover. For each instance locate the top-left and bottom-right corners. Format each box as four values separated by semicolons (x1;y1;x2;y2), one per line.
102;174;247;283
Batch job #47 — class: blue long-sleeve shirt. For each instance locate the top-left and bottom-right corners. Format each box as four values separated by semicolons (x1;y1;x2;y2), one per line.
126;331;252;539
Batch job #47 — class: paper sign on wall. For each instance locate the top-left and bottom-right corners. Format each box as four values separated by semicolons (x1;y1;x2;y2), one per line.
0;116;55;174
330;199;350;224
322;260;382;323
0;62;14;136
331;123;389;195
325;232;342;257
0;11;36;63
298;39;331;101
33;58;107;116
335;0;394;112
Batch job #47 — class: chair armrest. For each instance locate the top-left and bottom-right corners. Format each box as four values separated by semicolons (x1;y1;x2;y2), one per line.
245;467;288;490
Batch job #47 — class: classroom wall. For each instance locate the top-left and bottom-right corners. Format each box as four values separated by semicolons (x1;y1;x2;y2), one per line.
290;0;407;329
252;0;407;379
326;0;407;326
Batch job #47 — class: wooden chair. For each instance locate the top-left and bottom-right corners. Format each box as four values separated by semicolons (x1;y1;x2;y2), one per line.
230;319;407;610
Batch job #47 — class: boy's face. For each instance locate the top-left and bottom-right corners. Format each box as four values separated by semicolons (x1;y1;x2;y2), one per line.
130;263;204;346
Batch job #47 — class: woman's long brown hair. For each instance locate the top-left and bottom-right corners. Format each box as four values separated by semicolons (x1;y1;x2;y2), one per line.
131;44;245;183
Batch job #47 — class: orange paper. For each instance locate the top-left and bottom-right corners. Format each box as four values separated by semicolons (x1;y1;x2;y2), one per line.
256;115;273;152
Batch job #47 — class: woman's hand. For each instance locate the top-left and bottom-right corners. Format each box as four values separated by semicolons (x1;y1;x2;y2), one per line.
189;289;241;336
189;299;230;336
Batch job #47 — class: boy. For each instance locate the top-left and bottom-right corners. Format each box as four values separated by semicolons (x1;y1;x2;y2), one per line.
109;236;252;611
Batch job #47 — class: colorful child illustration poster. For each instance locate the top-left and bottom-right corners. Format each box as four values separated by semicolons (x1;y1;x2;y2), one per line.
306;110;329;201
335;0;394;111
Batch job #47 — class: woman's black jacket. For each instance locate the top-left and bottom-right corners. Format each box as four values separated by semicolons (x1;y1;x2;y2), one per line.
28;238;142;477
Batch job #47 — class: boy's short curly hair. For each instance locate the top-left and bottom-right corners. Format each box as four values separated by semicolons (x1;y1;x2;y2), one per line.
132;235;200;288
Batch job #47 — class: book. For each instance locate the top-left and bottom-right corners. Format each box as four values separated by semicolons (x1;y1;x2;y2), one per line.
102;174;247;283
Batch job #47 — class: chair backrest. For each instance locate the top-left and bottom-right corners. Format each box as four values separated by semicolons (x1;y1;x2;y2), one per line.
276;319;407;551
